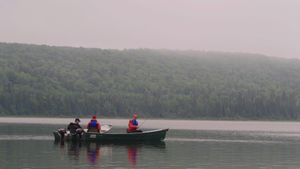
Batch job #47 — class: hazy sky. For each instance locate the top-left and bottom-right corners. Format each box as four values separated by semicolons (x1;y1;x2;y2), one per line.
0;0;299;58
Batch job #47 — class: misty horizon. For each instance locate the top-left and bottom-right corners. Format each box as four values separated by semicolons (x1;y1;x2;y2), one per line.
0;41;287;60
1;0;299;58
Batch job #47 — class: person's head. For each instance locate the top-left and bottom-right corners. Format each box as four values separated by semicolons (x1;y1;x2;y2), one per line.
92;115;97;120
75;118;80;123
133;114;137;119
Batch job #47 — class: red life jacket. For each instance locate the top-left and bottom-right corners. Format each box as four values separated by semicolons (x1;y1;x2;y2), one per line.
127;120;138;132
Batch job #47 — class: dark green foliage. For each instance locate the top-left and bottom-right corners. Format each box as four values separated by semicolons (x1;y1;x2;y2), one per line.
1;42;300;119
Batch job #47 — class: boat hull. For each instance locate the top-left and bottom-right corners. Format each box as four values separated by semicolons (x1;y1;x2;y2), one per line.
54;129;168;143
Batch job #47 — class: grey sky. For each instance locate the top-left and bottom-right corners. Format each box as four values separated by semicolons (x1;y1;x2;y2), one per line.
0;0;299;58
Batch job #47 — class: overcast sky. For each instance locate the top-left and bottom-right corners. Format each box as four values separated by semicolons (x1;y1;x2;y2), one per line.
0;0;299;58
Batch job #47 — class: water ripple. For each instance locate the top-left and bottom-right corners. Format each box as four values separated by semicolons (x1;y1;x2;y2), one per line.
166;138;283;144
0;135;52;140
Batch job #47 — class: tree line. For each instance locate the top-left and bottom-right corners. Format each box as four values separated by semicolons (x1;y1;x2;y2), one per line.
1;42;300;120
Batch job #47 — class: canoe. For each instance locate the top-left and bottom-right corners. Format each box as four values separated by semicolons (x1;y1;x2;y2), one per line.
53;128;169;143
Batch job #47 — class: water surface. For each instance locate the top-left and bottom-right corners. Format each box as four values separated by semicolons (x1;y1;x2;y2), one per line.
1;120;300;168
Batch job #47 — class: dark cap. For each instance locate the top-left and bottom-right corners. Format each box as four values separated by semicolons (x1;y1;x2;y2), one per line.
75;118;80;122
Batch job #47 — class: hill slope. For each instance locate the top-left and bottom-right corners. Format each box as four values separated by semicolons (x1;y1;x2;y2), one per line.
1;43;300;119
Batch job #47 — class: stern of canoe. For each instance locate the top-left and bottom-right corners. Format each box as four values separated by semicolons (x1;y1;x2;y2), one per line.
53;131;61;141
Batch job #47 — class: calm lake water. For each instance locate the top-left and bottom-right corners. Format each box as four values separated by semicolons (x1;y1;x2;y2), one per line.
2;118;300;169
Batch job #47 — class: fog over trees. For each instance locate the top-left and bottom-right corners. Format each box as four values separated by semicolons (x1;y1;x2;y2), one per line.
1;43;300;119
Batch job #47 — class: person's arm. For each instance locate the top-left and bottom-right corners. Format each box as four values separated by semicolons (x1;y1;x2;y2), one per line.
97;122;101;131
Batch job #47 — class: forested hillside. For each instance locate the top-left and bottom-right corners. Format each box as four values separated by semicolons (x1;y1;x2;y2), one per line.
1;42;300;119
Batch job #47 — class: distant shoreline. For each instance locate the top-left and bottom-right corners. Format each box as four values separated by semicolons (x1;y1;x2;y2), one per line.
1;117;300;132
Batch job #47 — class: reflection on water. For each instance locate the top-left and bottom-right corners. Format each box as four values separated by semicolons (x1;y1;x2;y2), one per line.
127;145;137;168
86;143;100;165
53;141;166;168
67;142;81;160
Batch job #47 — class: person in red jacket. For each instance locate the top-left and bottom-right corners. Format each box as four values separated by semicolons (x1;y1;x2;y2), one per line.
127;114;142;133
87;115;101;132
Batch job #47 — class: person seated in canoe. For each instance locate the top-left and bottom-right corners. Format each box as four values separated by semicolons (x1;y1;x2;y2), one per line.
87;115;101;133
67;118;83;137
127;114;142;133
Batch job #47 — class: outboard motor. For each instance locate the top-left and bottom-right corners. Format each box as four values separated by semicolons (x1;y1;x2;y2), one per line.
58;128;66;141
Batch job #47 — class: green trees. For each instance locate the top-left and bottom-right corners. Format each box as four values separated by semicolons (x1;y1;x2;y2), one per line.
0;42;300;119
